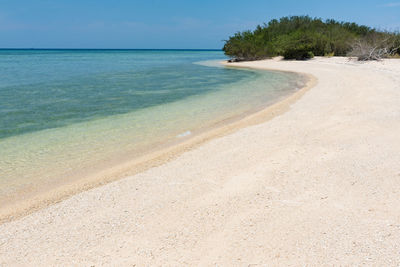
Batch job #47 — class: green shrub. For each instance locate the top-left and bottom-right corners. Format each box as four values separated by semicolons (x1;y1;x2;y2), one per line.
222;16;398;61
283;49;314;60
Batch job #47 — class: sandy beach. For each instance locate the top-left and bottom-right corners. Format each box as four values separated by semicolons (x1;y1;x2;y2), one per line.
1;57;400;266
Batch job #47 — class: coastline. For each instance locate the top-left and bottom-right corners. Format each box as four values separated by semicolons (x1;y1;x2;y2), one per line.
0;63;315;224
2;57;400;265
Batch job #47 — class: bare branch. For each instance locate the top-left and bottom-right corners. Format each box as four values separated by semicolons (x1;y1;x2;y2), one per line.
348;33;399;61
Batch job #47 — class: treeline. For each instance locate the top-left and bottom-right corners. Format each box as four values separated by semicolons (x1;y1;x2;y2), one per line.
223;16;400;61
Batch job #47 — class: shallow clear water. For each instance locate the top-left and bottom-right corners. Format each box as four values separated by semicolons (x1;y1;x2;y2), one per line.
0;49;304;202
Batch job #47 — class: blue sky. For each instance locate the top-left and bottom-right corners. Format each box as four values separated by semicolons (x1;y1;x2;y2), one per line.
0;0;399;49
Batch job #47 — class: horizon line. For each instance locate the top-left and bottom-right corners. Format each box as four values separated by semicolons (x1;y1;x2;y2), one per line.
0;48;223;51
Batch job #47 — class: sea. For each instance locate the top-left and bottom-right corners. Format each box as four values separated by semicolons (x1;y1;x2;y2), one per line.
0;49;305;204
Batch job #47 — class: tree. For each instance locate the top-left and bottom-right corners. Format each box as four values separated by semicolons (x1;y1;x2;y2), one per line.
222;16;399;61
348;32;400;61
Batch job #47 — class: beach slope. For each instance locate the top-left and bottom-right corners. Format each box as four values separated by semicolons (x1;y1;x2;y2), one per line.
1;57;400;266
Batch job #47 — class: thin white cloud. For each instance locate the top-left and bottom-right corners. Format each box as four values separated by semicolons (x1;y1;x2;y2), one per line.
382;2;400;7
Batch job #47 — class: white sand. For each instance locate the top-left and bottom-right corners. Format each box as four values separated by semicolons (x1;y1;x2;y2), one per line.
1;57;400;266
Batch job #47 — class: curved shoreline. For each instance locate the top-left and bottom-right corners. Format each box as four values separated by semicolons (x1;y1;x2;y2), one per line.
0;62;316;224
3;57;400;265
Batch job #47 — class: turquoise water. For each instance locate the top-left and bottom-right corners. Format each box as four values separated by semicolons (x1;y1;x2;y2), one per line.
0;49;304;203
1;49;249;138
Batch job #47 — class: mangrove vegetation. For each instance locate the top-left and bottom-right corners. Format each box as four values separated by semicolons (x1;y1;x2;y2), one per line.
223;16;400;61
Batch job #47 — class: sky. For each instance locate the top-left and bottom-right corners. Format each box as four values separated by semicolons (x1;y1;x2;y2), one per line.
0;0;399;49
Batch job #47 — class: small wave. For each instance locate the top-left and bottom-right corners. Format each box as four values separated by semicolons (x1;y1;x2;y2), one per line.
176;130;192;138
193;60;224;68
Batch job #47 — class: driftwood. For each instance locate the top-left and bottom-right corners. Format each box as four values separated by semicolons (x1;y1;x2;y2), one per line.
348;35;399;61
